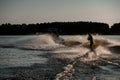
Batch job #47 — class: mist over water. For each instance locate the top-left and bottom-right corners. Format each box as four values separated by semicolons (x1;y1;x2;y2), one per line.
0;34;120;80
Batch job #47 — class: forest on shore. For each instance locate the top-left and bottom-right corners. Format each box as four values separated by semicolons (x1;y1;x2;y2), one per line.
0;21;120;35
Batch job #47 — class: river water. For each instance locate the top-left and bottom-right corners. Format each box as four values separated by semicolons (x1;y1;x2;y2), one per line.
0;34;120;80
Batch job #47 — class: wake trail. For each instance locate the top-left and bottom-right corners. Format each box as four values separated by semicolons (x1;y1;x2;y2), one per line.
54;48;120;80
54;52;97;80
99;57;120;67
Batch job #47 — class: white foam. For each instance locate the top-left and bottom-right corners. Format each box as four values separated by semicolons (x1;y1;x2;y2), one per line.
9;34;120;51
55;64;74;80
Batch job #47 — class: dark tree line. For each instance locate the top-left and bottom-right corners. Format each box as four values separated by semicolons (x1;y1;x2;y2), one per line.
110;23;120;35
0;21;119;35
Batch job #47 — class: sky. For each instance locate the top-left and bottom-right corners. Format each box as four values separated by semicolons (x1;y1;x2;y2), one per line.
0;0;120;26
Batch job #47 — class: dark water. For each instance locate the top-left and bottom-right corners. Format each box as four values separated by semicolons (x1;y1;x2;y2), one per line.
0;34;120;80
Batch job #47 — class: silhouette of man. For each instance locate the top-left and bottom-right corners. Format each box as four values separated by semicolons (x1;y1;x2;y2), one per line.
87;33;94;51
